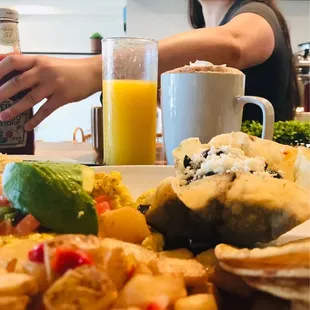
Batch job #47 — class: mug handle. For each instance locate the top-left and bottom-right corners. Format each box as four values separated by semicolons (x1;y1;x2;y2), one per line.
235;96;275;140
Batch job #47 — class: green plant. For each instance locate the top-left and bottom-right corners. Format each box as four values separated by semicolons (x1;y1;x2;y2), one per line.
90;32;103;39
241;120;310;146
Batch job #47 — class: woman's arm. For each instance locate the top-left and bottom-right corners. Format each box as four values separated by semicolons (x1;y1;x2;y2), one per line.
158;12;275;75
0;55;102;130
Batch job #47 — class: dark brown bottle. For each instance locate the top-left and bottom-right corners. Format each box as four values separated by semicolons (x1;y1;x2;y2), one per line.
0;8;34;155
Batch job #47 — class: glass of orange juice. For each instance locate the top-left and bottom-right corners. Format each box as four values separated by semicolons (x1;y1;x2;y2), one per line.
102;37;158;165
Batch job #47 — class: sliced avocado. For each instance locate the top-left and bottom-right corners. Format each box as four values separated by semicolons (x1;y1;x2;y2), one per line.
3;162;98;235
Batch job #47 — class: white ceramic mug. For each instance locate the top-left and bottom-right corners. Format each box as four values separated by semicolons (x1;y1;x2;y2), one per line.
161;69;275;165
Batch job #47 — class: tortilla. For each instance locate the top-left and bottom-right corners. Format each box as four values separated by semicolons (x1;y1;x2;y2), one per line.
244;277;310;303
215;238;310;277
146;173;310;247
146;133;310;247
173;132;298;181
294;147;310;190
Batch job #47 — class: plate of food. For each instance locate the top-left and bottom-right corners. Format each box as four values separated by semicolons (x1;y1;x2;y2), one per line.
0;132;308;310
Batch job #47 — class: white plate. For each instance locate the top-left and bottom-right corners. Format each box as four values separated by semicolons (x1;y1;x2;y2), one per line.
94;165;174;199
94;165;310;245
8;155;78;163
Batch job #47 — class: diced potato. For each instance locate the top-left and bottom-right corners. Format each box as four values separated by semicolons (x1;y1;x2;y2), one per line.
174;294;218;310
103;247;131;290
0;295;30;310
159;248;194;259
43;265;117;310
23;261;49;292
191;283;222;308
115;274;187;309
99;207;151;244
0;273;38;296
196;249;217;269
142;232;164;252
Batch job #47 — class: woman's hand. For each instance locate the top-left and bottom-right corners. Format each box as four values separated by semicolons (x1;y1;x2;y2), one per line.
0;55;102;130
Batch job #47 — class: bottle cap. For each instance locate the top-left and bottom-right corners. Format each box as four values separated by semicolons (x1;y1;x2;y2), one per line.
0;8;19;22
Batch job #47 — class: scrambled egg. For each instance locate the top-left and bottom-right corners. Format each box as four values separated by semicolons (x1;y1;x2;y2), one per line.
91;172;134;209
134;189;156;209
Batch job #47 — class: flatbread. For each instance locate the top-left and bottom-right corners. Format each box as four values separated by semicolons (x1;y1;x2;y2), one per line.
215;238;310;269
244;277;310;303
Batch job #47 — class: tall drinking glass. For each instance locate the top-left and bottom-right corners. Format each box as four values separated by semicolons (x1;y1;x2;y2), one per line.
102;37;158;165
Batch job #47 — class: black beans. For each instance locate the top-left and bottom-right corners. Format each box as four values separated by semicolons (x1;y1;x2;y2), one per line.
268;170;283;179
202;150;210;158
205;171;216;176
137;205;151;215
183;155;192;168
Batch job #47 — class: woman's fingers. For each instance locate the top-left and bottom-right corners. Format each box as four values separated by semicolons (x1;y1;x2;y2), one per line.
0;82;53;122
0;68;39;103
0;55;36;80
24;94;62;131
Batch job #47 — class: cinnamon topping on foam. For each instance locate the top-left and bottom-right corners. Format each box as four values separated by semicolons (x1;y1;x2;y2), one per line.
165;60;244;75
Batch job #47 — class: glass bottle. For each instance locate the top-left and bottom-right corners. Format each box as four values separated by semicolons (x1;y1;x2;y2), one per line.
0;8;34;155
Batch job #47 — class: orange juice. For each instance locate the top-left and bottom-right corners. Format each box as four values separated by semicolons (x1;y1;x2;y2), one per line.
102;80;157;165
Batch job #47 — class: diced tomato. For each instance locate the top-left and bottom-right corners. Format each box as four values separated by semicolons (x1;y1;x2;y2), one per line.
147;303;162;310
0;195;10;206
0;220;15;235
15;214;40;236
94;195;110;203
127;266;136;280
28;243;45;263
95;201;111;215
51;247;93;275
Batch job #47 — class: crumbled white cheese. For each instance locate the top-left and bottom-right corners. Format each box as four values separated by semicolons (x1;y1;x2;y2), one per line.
181;145;277;184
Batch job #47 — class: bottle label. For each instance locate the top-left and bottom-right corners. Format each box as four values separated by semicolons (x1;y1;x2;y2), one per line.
0;22;19;46
0;99;28;148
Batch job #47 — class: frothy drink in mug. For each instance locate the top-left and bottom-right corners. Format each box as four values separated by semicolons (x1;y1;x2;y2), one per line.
161;61;275;165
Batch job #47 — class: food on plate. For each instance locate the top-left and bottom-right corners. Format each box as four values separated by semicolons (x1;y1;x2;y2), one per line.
174;293;218;310
0;162;134;236
98;207;151;243
215;238;310;305
0;153;22;175
245;277;309;304
134;189;156;209
0;295;30;310
215;238;310;277
0;234;216;309
141;232;164;252
114;274;187;309
145;132;310;247
3;162;98;235
43;265;118;310
92;172;134;209
0;270;37;310
159;248;194;259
